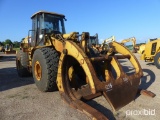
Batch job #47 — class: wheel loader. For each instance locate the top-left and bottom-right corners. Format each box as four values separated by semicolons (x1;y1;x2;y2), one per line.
141;38;160;69
137;38;157;54
4;44;16;54
16;11;155;119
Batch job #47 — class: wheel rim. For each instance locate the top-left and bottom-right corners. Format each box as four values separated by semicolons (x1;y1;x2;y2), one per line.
34;61;42;81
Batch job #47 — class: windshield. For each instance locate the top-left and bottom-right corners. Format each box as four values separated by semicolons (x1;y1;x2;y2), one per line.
88;36;98;47
43;14;66;34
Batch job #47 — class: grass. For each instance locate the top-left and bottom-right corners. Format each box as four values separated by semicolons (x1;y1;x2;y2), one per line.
13;48;20;51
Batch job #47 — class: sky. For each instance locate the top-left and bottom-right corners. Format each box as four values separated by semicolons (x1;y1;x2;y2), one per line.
0;0;160;44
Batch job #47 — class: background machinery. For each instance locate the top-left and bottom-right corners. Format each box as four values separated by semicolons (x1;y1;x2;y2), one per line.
0;46;5;52
101;36;115;46
141;38;160;69
137;38;158;54
0;42;5;52
137;44;146;54
16;11;154;119
120;37;137;53
102;36;115;50
4;44;16;54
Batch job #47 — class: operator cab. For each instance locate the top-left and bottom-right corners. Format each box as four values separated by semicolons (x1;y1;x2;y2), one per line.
30;11;66;46
88;33;99;47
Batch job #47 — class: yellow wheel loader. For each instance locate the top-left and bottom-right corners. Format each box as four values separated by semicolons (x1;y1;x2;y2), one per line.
137;38;158;54
16;11;155;119
4;44;16;54
141;38;160;69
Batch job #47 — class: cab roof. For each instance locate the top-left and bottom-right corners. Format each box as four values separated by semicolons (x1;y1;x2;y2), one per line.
31;10;65;19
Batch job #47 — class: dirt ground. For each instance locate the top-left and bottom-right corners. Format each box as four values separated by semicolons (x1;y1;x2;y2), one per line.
0;53;159;120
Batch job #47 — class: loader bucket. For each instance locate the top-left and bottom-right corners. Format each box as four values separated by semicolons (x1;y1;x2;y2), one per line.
56;41;143;119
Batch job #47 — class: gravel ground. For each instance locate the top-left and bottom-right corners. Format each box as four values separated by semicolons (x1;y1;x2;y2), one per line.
0;53;159;120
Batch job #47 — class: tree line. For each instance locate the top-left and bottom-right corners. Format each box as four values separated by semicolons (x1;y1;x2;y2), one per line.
0;38;24;48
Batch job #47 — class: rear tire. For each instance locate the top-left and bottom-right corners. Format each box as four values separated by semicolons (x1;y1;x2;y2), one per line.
32;47;59;92
16;50;31;77
154;52;160;69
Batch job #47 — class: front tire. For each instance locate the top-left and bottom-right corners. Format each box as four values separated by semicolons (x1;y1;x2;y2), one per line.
32;47;59;92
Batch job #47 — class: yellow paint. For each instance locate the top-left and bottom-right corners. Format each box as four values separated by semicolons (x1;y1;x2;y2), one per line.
57;40;96;94
141;38;160;62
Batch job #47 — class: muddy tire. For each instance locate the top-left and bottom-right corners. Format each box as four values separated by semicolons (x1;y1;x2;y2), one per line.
16;50;31;77
154;52;160;69
32;47;59;92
